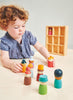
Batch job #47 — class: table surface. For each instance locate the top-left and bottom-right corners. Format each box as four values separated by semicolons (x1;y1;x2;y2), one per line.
0;49;73;100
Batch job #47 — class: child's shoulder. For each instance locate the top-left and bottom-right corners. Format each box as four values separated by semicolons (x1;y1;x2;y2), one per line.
0;32;13;44
1;32;8;41
1;32;9;39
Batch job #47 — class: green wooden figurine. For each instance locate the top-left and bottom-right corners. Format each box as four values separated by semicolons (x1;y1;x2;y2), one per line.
39;75;48;95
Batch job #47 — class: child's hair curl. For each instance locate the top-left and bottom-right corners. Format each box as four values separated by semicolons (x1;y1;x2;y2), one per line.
0;5;29;30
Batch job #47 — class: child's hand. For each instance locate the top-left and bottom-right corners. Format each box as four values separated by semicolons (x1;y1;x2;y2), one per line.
10;62;23;73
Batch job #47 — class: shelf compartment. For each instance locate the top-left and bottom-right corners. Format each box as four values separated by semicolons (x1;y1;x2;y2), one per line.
59;46;64;54
48;27;53;35
53;36;58;44
53;45;59;53
54;27;59;35
60;27;65;35
48;36;52;44
48;44;52;52
60;37;64;45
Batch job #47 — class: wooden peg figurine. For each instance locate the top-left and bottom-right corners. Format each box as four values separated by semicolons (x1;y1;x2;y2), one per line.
54;69;63;89
36;65;44;81
48;56;54;67
49;28;52;35
24;70;31;85
29;56;34;68
21;59;27;73
28;63;33;78
39;75;48;95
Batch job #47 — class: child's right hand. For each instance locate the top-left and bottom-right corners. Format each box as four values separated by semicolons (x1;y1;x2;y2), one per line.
10;62;23;73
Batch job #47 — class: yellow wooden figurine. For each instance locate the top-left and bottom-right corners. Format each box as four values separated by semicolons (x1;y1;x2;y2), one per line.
21;59;27;73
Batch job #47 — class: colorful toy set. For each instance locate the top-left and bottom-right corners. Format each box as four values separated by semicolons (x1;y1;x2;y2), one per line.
21;56;63;95
21;57;34;85
21;56;34;73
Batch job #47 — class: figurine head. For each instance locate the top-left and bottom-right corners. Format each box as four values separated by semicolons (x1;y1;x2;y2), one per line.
48;56;54;61
21;59;26;64
28;63;33;69
38;65;44;71
54;69;63;80
29;56;34;63
39;75;48;83
49;28;52;31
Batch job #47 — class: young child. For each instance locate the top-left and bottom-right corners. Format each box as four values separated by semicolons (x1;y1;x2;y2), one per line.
0;5;49;73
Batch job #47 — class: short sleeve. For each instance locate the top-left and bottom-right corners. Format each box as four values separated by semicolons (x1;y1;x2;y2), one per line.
0;40;9;51
28;31;37;45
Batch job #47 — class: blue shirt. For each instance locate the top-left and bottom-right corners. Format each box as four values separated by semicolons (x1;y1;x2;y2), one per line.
0;30;37;59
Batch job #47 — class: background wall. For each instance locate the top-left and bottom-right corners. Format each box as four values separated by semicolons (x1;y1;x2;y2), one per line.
0;0;73;50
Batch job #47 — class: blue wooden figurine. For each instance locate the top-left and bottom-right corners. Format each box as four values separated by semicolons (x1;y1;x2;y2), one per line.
54;69;63;89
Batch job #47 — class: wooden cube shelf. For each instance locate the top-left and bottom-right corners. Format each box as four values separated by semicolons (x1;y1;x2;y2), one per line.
46;26;68;56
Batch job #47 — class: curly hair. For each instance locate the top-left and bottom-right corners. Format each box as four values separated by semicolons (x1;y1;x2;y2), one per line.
0;5;29;30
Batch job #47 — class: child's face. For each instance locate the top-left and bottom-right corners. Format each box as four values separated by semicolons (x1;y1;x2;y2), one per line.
7;18;26;40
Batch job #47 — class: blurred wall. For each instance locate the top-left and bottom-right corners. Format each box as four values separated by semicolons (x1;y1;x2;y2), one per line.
0;0;73;50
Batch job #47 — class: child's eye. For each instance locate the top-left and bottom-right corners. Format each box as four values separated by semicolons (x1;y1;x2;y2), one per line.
22;25;25;27
14;27;19;29
14;26;19;29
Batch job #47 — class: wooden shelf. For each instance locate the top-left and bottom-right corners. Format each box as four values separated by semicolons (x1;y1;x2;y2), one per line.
46;26;68;56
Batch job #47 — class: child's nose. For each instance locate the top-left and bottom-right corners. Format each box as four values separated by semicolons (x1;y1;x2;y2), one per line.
19;27;23;32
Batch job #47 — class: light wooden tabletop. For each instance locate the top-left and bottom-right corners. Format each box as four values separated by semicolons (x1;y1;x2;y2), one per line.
0;49;73;100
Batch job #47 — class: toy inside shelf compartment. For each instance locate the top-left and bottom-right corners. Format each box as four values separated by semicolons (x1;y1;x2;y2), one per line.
48;27;53;35
46;26;68;56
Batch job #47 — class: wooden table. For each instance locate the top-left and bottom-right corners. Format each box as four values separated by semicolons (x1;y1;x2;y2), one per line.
0;49;73;100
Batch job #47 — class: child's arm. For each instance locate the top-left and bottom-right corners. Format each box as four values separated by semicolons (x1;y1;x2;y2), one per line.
33;41;49;60
0;50;22;73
